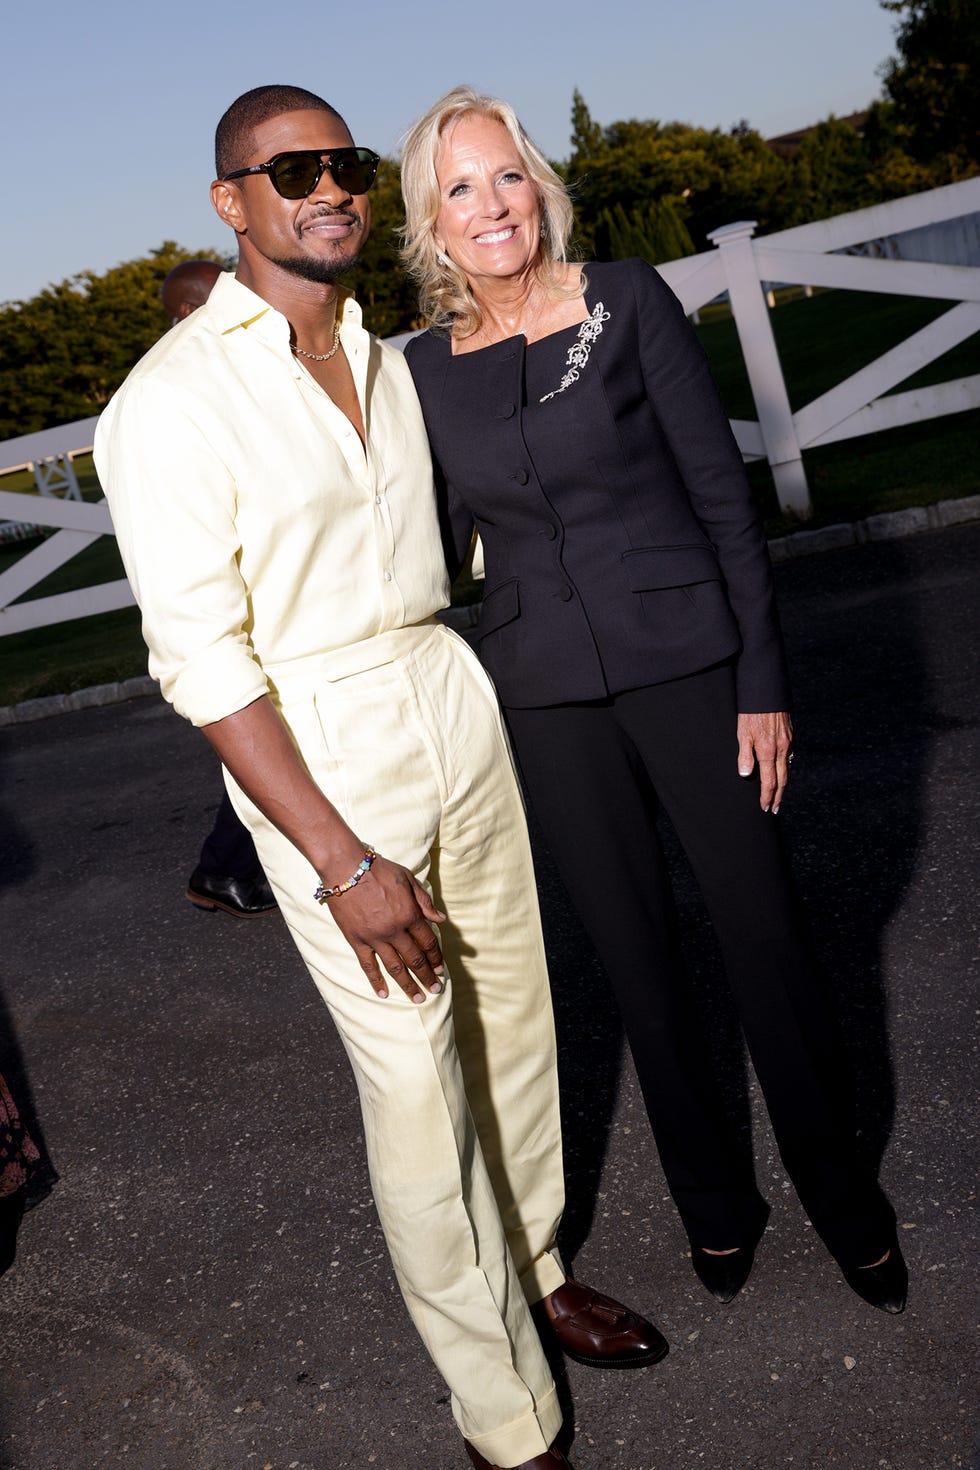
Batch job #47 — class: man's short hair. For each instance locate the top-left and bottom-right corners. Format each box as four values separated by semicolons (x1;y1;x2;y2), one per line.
214;85;343;178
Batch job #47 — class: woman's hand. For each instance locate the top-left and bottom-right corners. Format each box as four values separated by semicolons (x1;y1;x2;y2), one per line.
737;711;794;814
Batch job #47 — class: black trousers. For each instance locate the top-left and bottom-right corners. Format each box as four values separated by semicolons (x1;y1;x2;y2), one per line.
198;791;263;881
505;663;893;1268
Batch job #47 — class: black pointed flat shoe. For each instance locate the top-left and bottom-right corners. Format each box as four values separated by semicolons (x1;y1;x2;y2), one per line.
839;1240;908;1314
691;1242;758;1304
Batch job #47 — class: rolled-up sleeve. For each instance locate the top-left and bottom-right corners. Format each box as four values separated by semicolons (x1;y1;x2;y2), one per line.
96;377;269;727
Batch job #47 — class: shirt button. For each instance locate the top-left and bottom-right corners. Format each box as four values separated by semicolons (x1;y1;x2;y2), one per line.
384;571;393;583
514;468;529;485
375;495;383;505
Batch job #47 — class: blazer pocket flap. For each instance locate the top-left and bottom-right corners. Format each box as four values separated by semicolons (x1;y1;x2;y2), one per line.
622;544;721;591
477;577;521;637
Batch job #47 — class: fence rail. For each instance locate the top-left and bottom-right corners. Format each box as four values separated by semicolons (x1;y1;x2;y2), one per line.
2;178;978;637
658;175;980;515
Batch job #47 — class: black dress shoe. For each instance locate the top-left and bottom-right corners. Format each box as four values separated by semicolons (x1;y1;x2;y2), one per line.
690;1204;769;1304
533;1278;668;1369
185;867;278;918
691;1242;759;1304
839;1239;908;1314
464;1440;572;1468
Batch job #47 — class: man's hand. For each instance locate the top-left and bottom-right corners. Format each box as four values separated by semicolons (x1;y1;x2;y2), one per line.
201;696;447;1002
737;711;794;814
325;855;447;1003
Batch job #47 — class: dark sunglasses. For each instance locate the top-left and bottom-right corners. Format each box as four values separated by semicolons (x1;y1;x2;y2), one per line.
221;146;381;199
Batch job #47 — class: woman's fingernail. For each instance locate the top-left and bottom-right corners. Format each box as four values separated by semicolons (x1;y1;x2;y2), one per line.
739;767;752;777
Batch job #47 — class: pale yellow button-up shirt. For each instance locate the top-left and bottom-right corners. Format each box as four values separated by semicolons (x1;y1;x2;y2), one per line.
95;272;450;727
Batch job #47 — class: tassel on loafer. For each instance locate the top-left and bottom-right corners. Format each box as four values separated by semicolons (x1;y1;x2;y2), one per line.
533;1278;668;1369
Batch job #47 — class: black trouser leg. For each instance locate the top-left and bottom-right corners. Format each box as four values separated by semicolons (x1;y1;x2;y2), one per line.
612;665;894;1268
506;698;769;1250
197;791;262;881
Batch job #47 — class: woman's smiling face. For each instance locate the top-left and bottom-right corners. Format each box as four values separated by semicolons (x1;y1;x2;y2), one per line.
434;113;543;288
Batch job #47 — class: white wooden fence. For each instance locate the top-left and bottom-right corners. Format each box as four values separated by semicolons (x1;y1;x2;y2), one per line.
0;417;130;636
1;177;978;638
658;176;980;515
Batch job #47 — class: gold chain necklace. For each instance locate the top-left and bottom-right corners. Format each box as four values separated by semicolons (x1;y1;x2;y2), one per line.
291;319;341;363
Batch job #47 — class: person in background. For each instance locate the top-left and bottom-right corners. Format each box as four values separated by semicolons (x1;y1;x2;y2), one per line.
96;84;668;1470
400;85;907;1316
160;259;225;323
160;259;278;920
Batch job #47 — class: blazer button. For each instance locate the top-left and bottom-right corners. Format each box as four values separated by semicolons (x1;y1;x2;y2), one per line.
556;585;573;602
514;468;529;485
496;403;516;419
542;523;558;540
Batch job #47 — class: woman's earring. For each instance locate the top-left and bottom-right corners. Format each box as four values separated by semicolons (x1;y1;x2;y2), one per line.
436;249;451;267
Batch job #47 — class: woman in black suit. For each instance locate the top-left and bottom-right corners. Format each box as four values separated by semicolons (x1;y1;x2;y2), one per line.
400;87;906;1313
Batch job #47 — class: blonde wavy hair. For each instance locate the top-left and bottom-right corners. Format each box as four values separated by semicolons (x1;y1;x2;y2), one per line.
400;85;581;338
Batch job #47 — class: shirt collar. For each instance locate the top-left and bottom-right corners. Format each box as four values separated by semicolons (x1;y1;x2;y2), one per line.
206;271;363;348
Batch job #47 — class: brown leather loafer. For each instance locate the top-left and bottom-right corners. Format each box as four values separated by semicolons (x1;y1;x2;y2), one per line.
533;1278;668;1369
464;1440;572;1469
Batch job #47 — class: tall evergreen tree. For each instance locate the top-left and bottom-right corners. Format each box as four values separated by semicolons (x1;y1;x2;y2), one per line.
879;0;980;179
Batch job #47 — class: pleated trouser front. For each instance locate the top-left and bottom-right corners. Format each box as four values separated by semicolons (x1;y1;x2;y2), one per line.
224;622;565;1466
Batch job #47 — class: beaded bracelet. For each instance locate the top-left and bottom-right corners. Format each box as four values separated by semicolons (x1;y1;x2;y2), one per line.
314;847;377;903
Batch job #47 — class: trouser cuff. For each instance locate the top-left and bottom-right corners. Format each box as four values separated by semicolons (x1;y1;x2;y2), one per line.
520;1246;566;1306
463;1385;562;1468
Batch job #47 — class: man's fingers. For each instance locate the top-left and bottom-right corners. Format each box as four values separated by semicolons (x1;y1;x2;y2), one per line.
353;944;390;1000
410;877;447;926
408;917;446;976
377;943;433;1004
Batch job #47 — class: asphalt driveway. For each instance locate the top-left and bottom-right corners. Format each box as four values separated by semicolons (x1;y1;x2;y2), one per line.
0;524;977;1470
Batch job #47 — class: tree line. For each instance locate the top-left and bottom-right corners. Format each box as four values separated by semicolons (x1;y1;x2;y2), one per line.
1;0;975;441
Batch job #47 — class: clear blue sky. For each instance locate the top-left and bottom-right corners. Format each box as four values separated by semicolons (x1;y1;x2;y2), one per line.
3;0;899;305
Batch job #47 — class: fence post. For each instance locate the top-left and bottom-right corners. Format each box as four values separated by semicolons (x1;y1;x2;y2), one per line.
707;221;812;518
32;453;82;501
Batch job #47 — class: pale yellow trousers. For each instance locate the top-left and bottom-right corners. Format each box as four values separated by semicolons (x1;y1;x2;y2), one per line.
226;622;566;1465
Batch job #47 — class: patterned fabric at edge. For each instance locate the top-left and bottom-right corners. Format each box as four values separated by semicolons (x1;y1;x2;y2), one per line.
0;1070;40;1199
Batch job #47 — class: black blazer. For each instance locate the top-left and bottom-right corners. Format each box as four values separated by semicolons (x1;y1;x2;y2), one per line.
405;259;791;711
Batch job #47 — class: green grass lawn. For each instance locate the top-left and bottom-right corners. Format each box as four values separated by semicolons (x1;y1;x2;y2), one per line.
1;289;977;705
